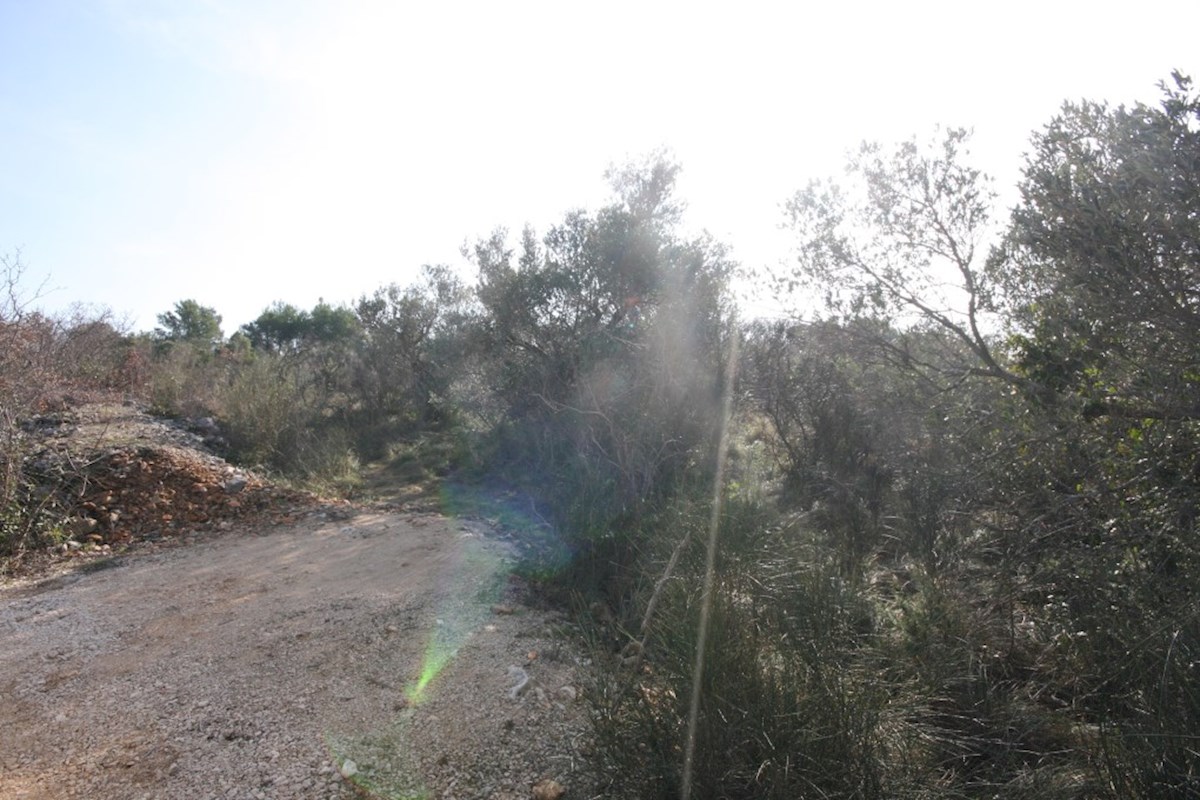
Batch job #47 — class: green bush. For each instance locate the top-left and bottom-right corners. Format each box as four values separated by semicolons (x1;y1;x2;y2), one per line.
145;340;224;418
215;354;357;490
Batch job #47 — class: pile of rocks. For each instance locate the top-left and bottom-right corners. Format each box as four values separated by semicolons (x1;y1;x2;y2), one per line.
60;445;310;545
18;402;318;555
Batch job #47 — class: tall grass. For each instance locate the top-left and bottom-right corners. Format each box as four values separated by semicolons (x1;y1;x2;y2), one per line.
575;478;1151;799
587;497;909;798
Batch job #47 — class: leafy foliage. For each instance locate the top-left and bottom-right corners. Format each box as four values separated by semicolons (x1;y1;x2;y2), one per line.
763;75;1200;798
994;71;1200;421
352;265;470;440
155;299;223;345
471;156;734;534
240;300;359;353
782;128;1016;388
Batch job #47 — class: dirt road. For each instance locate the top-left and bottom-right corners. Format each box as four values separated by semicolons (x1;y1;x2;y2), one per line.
1;511;595;799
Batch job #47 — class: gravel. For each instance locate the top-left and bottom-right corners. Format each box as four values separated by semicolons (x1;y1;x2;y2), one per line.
3;413;601;800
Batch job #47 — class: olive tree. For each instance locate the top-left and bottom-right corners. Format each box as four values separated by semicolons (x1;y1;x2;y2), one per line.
352;265;470;435
987;74;1200;795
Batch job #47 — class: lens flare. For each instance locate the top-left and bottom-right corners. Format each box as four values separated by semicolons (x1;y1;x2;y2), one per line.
325;516;517;795
405;633;453;704
681;327;740;800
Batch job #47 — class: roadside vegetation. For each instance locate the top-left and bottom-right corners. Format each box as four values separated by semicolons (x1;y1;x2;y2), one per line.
3;75;1199;798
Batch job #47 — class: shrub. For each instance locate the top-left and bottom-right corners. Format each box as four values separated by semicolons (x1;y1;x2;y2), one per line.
0;255;127;567
215;353;357;490
588;497;908;799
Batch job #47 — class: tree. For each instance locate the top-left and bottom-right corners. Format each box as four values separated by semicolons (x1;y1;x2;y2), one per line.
241;300;359;353
352;265;469;434
778;80;1200;794
155;299;223;345
781;128;1018;390
986;78;1200;790
470;155;734;521
307;301;359;345
240;302;308;352
990;71;1200;421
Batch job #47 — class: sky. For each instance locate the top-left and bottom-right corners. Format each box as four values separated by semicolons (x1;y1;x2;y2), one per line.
2;0;1198;334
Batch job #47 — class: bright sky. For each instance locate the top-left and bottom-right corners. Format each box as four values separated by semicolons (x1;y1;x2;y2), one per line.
2;1;1198;333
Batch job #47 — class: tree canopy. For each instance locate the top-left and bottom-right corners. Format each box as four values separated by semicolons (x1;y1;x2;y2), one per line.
992;71;1200;420
155;299;223;345
240;300;359;353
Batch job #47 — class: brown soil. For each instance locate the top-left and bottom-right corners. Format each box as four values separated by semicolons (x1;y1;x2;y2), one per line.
0;404;599;800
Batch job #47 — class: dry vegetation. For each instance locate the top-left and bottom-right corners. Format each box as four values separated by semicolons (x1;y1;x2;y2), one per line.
4;75;1200;799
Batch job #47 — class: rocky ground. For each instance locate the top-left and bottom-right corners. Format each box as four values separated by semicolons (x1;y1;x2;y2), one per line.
0;403;603;799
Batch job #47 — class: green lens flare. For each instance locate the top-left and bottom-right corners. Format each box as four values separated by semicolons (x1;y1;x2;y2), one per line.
405;631;455;704
324;500;540;795
404;534;508;704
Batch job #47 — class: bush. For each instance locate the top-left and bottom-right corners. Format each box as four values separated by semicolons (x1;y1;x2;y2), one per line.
0;425;66;568
216;353;357;490
145;339;225;418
